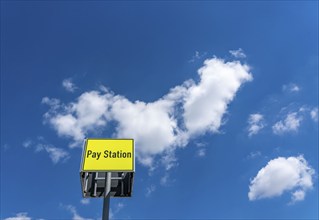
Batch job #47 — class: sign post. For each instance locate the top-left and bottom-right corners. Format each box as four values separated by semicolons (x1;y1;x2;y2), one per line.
102;172;111;219
80;139;135;220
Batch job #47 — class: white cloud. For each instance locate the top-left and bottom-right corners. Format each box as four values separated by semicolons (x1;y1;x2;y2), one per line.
282;83;300;93
63;204;92;220
248;155;315;203
50;114;85;143
43;145;70;164
146;185;156;197
291;189;305;203
109;209;114;220
43;56;252;168
110;96;180;162
109;202;125;219
195;142;207;157
161;150;178;171
109;202;124;220
247;113;265;137
160;173;169;186
229;48;246;58
44;91;112;146
42;97;60;109
195;141;206;147
80;198;90;205
196;148;206;157
272;112;303;135
23;139;32;148
189;51;207;62
160;172;176;186
310;107;318;122
23;139;70;164
247;151;261;160
114;202;124;213
62;78;77;92
4;213;32;220
183;58;252;135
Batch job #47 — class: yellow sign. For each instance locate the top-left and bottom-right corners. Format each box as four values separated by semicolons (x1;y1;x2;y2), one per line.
81;139;134;172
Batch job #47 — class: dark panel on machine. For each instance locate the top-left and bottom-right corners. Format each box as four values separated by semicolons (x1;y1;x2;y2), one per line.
80;172;134;198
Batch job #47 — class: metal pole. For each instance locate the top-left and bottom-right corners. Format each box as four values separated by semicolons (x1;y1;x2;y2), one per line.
102;172;111;220
94;172;98;197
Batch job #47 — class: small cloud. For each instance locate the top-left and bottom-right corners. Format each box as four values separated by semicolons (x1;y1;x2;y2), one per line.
194;142;207;157
114;202;124;213
248;155;314;203
229;48;246;58
189;51;207;62
62;78;77;93
22;139;70;164
272;112;302;135
99;85;111;93
310;107;318;122
145;185;156;197
62;204;92;220
161;150;178;171
160;173;175;186
196;148;206;157
282;83;300;93
290;190;305;204
160;174;169;186
80;198;90;205
23;139;32;148
247;113;265;137
44;146;70;164
109;202;125;219
3;212;32;220
247;151;261;160
41;97;60;107
117;202;124;209
195;142;206;147
109;202;124;219
41;97;61;117
34;144;70;164
109;209;114;220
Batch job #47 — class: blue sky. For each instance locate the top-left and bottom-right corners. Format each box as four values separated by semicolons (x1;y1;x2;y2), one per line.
1;1;318;219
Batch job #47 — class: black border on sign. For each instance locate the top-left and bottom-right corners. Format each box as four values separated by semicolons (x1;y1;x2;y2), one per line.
81;138;135;172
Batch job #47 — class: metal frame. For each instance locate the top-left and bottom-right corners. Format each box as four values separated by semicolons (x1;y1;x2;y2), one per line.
80;171;134;198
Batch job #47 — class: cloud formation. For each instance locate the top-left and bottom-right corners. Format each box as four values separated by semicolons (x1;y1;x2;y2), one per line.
247;151;261;160
197;148;206;157
248;156;314;203
146;184;156;197
247;113;265;137
189;51;207;62
3;213;31;220
80;198;90;205
63;204;92;220
272;112;303;135
62;78;77;92
310;107;318;122
229;48;246;58
282;83;300;93
23;139;70;164
43;57;252;168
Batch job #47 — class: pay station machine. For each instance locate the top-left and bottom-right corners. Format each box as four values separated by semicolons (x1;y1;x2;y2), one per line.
80;139;134;220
